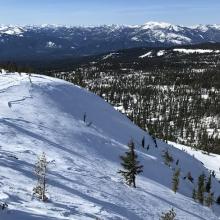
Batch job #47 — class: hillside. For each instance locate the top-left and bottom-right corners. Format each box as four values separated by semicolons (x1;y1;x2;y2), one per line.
0;73;220;219
52;43;220;154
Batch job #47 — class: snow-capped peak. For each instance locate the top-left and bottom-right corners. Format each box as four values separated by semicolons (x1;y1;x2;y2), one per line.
208;24;220;30
192;24;220;32
0;25;25;36
141;21;174;29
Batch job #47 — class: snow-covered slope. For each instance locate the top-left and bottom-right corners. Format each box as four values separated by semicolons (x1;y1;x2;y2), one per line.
170;142;220;180
0;73;220;220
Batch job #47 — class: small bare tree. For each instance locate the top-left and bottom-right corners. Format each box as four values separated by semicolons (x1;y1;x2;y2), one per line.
28;73;32;84
33;152;48;201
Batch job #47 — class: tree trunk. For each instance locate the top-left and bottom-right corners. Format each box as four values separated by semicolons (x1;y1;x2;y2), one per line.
133;175;136;188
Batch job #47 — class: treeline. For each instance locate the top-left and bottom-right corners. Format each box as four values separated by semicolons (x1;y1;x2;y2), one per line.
0;61;33;73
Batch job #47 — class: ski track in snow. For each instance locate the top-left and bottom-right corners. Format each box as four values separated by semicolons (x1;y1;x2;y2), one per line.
0;72;220;219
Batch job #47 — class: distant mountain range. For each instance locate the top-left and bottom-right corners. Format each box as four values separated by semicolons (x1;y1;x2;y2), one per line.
1;21;220;63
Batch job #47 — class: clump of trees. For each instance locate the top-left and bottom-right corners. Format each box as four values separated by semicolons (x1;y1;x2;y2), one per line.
118;140;143;188
192;173;214;207
0;61;33;73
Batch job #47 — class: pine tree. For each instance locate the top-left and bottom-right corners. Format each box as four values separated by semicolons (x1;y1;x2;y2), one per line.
205;192;214;207
206;174;212;193
192;188;197;201
118;140;143;188
33;152;48;201
197;173;205;204
162;149;173;166
172;168;180;193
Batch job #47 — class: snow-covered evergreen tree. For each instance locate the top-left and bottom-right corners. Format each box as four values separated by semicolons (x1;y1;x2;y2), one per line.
118;140;143;188
33;152;48;201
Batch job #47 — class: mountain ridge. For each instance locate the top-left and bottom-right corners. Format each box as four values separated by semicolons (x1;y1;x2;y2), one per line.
1;22;220;62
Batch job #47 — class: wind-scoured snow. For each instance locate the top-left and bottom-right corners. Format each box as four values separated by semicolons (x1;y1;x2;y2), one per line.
0;73;220;220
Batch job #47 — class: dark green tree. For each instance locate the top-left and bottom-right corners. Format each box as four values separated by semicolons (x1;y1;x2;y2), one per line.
206;174;212;193
197;173;206;204
162;149;173;166
172;168;180;193
118;140;143;188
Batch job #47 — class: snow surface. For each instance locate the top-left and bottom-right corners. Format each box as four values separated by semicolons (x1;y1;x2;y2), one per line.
169;142;220;180
0;73;220;220
157;50;166;56
192;24;220;32
141;22;177;30
139;51;153;58
173;48;220;54
46;41;62;49
102;53;119;60
46;41;57;48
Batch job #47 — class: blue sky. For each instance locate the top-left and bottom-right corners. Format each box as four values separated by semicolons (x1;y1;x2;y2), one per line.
0;0;220;25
